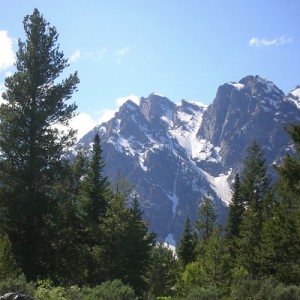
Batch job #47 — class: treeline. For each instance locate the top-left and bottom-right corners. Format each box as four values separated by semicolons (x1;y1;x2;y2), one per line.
0;8;299;300
175;133;300;299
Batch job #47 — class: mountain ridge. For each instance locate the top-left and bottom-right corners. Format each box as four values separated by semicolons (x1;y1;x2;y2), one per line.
77;75;300;245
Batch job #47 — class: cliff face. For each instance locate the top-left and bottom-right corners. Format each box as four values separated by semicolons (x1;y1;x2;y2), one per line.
78;76;300;244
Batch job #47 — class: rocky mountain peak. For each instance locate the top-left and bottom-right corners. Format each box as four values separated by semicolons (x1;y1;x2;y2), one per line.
77;76;299;245
242;75;284;103
140;93;175;121
287;86;300;109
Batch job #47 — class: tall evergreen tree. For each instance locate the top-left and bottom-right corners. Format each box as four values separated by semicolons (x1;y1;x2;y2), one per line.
195;196;217;242
147;243;177;297
82;134;110;225
240;140;271;211
226;174;244;240
194;196;217;258
177;216;197;267
0;9;79;280
123;195;156;295
237;140;272;276
260;123;300;283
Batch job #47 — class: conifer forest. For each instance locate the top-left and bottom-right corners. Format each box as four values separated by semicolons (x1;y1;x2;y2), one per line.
0;9;299;300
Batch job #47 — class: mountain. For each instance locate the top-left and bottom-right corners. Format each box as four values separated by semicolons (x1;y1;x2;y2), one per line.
77;75;300;245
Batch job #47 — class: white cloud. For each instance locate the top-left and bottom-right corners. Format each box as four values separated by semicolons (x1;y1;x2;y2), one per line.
70;94;140;139
0;30;15;71
69;49;81;63
96;108;116;123
249;35;292;47
70;113;97;139
96;94;140;123
116;46;130;56
116;46;130;64
84;48;107;61
0;82;7;105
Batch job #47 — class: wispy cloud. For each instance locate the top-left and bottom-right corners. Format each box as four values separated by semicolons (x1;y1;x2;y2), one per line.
249;35;292;47
116;46;130;64
70;94;140;138
85;48;107;61
69;49;81;63
0;30;15;71
116;46;130;56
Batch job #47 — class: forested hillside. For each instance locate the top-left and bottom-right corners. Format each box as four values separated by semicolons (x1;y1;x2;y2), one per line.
0;9;299;300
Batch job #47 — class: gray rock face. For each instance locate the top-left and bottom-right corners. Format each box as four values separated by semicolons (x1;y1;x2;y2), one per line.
0;293;34;300
198;75;300;177
78;77;300;244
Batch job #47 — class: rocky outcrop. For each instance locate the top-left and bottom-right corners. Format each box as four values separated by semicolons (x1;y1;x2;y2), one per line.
0;293;34;300
77;76;300;244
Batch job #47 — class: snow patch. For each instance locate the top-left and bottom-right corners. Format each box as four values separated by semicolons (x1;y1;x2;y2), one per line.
138;153;148;171
152;92;165;97
229;82;245;90
202;169;232;205
291;87;300;98
169;108;204;159
288;87;300;109
167;167;180;217
164;233;176;250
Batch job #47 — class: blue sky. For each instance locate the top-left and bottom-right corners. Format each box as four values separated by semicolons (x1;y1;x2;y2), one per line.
0;1;299;137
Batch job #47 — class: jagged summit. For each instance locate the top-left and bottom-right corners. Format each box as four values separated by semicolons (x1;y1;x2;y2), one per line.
287;85;300;109
77;76;299;245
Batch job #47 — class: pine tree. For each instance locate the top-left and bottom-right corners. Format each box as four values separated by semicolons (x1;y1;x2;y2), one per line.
240;140;271;211
226;173;244;240
95;182;131;284
237;140;272;276
48;150;89;285
123;195;156;295
82;134;110;225
177;216;197;267
0;233;21;279
195;196;217;242
260;123;300;283
147;243;177;297
0;9;79;280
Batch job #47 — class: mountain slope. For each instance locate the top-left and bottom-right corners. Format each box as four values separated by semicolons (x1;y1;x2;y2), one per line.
78;76;300;244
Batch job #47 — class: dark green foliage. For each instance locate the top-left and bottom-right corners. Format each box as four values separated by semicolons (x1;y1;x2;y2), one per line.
177;217;196;267
0;274;34;297
82;134;110;225
146;243;177;297
236;140;272;276
231;276;300;300
272;284;300;300
0;8;78;281
0;233;21;279
179;227;230;293
225;173;244;240
122;195;156;295
184;286;224;300
240;140;271;209
96;187;155;294
195;196;216;242
259;123;300;283
83;280;136;300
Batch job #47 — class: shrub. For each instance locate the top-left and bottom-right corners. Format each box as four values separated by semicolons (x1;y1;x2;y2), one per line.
82;279;136;300
272;284;300;300
0;274;34;296
33;280;67;300
184;286;224;300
